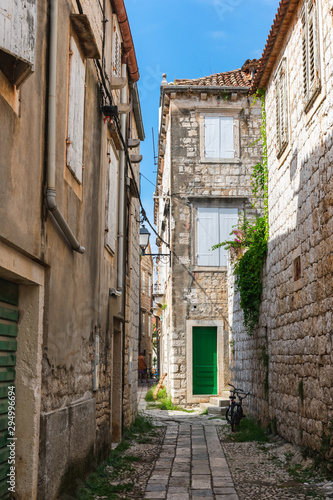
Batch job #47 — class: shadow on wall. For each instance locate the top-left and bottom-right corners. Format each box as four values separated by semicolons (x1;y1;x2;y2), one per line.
229;129;333;451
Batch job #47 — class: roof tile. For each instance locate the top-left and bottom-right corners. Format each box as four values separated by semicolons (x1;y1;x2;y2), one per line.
174;68;252;88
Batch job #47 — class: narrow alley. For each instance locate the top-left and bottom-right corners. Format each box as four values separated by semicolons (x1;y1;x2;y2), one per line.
136;385;332;500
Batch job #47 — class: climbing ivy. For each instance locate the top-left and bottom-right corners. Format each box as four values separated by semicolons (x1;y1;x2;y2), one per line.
213;89;268;335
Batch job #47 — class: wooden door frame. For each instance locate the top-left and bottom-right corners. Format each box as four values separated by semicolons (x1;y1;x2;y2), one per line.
186;319;224;404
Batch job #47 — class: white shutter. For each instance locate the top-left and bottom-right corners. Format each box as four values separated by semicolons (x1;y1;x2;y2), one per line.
67;37;86;184
197;207;219;266
142;271;145;293
112;14;121;77
105;142;118;253
219;208;238;266
204;117;220;158
0;0;37;66
220;117;234;158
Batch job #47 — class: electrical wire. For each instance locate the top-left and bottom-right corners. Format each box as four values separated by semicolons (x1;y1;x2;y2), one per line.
75;4;232;329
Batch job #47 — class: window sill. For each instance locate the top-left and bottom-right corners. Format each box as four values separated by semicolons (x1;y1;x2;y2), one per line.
304;88;326;126
192;266;227;273
64;166;83;200
200;157;240;164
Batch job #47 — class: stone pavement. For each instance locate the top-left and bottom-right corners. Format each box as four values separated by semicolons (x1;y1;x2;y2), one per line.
138;385;239;500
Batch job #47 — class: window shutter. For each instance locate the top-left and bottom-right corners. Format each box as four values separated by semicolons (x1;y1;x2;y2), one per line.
197;207;219;266
276;82;281;151
218;208;238;267
0;0;37;86
105;142;118;253
204;117;220;158
219;117;235;159
112;15;121;77
302;26;308;98
67;37;86;184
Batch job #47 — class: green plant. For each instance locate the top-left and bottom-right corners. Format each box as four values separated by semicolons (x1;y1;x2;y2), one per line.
212;90;268;335
77;414;155;500
161;303;167;311
229;417;269;443
232;216;267;334
298;379;304;403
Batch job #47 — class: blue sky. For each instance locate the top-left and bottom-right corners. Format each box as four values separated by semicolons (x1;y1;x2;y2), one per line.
125;0;280;230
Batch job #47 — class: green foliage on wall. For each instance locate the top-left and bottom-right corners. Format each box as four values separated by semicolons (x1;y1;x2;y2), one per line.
213;90;268;335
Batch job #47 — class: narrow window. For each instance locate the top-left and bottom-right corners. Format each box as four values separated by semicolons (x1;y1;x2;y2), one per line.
142;271;145;294
302;0;321;111
112;15;121;77
196;207;238;267
67;36;86;184
275;58;288;157
105;141;119;254
204;117;234;159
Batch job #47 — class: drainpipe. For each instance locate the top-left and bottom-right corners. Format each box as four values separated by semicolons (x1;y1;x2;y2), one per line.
46;0;85;254
117;60;127;289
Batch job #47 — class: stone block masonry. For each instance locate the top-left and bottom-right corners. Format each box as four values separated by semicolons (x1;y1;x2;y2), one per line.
227;0;333;453
156;83;263;405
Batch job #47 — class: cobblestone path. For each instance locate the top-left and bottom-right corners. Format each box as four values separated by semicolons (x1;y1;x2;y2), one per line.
138;383;237;499
144;421;238;500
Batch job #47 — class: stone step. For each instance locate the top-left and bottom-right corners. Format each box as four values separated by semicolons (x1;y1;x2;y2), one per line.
209;397;230;407
199;403;228;415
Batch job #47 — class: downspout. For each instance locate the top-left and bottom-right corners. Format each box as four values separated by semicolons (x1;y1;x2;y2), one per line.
117;60;127;289
46;0;85;254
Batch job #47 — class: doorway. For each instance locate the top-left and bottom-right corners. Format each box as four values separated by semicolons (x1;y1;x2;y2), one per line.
192;326;217;395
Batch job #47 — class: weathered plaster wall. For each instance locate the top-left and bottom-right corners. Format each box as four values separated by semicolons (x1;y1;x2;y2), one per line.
0;0;143;497
228;0;333;452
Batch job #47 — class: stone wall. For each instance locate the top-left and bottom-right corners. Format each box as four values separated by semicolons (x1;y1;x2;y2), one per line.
228;0;333;452
157;89;263;404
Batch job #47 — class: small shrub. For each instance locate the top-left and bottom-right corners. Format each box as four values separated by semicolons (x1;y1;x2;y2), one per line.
230;417;269;443
298;380;304;403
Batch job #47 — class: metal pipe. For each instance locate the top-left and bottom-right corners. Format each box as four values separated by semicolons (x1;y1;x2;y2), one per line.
46;0;85;254
117;61;127;289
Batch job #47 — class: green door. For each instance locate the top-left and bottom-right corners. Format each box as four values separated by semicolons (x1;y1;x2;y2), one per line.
193;327;217;395
0;279;18;498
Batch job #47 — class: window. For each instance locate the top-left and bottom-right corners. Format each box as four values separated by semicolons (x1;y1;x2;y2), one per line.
196;206;238;267
105;141;119;253
275;58;288;157
0;0;37;86
112;15;121;77
148;275;151;295
148;317;151;337
142;271;145;294
142;313;145;332
204;116;235;159
66;36;86;184
302;0;321;111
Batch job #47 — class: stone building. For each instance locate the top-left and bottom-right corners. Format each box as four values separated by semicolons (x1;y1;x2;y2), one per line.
154;66;263;405
140;242;154;374
0;0;144;498
228;0;333;452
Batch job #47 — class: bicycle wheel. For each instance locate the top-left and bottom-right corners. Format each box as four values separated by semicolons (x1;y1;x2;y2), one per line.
225;405;233;423
231;410;240;432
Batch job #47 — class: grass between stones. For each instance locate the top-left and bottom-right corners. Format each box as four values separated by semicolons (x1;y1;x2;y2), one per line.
145;385;195;412
228;417;270;443
77;414;156;500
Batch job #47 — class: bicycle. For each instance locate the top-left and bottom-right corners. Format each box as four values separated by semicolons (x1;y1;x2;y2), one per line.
231;391;252;432
225;383;240;423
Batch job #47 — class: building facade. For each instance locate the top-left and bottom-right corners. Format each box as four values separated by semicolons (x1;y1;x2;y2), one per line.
154;66;262;405
0;0;144;498
140;242;154;374
228;0;333;453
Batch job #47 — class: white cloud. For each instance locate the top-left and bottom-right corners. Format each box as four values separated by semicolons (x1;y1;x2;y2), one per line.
209;30;226;39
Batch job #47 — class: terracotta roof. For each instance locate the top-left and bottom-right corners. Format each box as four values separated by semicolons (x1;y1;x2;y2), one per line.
174;68;252;88
250;0;300;93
